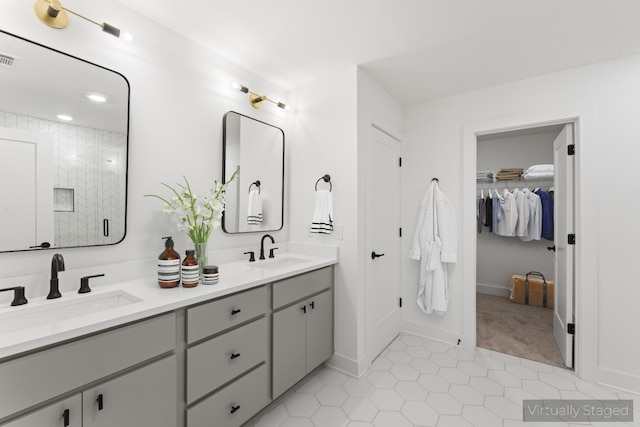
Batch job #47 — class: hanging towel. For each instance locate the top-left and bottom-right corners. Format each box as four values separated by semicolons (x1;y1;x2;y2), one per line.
311;190;333;234
247;189;263;225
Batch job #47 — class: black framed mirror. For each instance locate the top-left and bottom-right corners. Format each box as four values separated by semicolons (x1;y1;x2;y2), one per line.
222;111;284;233
0;30;129;252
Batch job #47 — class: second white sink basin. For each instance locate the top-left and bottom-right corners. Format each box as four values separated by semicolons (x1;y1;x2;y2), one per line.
252;257;308;270
0;290;141;336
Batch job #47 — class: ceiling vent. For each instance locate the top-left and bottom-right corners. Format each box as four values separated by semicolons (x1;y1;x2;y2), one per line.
0;53;17;69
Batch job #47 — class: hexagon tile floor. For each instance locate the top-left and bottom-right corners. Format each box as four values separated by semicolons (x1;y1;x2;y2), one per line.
246;333;640;427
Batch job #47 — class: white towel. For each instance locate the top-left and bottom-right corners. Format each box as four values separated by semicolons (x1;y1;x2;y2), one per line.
523;171;554;180
311;190;333;234
247;189;263;225
525;164;554;173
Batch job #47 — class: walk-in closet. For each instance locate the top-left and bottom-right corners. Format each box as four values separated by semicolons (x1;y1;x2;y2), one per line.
475;124;565;367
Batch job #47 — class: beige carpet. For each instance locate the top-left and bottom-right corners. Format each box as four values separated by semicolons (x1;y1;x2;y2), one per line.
476;293;565;368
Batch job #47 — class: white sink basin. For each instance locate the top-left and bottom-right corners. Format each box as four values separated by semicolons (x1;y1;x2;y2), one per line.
251;257;308;270
0;290;141;336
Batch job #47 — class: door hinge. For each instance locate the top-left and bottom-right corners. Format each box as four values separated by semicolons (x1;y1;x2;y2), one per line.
568;234;576;245
399;298;403;308
399;227;402;237
567;323;575;335
568;144;575;155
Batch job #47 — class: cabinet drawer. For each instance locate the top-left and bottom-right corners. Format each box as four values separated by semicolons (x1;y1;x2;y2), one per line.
0;313;175;420
272;267;332;309
0;394;81;427
187;364;269;427
187;286;267;343
187;317;267;404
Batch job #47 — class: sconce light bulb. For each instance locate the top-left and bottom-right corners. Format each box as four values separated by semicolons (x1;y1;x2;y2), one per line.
231;82;249;93
121;32;134;43
101;22;121;38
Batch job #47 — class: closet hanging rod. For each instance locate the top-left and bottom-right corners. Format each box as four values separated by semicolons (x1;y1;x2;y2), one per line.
315;174;332;192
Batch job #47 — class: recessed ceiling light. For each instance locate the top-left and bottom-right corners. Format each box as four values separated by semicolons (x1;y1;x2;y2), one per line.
85;92;108;103
57;114;73;121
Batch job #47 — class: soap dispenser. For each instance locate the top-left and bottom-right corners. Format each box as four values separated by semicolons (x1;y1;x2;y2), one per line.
158;236;181;288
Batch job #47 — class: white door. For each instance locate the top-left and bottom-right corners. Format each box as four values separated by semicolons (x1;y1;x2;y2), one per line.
553;124;575;368
365;125;401;363
0;127;54;251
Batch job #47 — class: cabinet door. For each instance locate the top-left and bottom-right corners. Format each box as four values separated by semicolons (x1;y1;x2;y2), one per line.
1;395;81;427
83;355;177;427
272;303;306;398
305;290;334;371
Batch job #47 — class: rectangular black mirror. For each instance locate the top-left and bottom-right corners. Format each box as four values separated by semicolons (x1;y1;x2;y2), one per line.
222;111;284;233
0;30;129;252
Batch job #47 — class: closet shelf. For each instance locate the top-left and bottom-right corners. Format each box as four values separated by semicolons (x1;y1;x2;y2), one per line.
476;178;554;190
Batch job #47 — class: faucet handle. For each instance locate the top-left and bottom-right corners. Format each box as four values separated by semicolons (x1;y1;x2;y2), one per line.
79;274;105;294
269;248;279;259
243;251;255;262
0;286;28;306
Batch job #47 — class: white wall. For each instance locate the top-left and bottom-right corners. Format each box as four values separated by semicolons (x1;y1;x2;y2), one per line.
0;1;290;300
288;66;360;374
403;55;640;393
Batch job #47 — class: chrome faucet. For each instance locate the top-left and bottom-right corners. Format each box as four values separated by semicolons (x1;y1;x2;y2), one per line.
47;253;65;299
259;234;276;260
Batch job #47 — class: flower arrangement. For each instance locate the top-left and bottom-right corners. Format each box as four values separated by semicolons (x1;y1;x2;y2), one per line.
145;171;238;245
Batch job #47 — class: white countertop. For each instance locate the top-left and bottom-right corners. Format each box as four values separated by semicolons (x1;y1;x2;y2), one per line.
0;251;337;360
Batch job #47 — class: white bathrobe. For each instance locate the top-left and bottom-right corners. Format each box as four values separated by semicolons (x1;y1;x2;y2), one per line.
409;181;458;315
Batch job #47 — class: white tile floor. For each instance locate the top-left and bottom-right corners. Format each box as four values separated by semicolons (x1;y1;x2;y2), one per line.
247;333;640;427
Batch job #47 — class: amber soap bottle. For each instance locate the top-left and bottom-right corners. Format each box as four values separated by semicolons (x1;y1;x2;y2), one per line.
158;236;181;288
181;249;199;288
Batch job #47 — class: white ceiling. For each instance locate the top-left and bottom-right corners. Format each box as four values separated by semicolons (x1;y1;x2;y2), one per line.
116;0;640;105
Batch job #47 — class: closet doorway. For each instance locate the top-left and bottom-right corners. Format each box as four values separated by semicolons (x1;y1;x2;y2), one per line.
474;122;575;369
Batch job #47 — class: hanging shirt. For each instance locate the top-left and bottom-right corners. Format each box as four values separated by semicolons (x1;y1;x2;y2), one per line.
520;189;542;241
496;189;518;237
492;193;501;233
485;195;493;232
535;189;554;240
513;189;529;237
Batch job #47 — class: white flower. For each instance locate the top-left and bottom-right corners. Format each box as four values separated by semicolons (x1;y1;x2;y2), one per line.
145;171;238;243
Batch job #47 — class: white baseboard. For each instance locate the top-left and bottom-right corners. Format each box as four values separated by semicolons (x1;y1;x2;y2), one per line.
327;352;368;378
400;320;461;347
476;283;510;297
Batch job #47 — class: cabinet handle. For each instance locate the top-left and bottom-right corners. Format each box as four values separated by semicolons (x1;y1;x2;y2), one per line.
230;404;240;414
301;305;307;314
231;308;241;315
230;352;240;360
310;301;315;310
63;409;70;426
97;394;104;411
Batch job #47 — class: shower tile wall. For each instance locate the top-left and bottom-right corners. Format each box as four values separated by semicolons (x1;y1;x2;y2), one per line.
0;111;126;247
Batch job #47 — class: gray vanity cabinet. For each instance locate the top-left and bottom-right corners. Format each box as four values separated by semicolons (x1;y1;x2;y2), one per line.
272;267;334;398
0;395;81;427
185;286;270;427
0;314;177;427
82;355;177;427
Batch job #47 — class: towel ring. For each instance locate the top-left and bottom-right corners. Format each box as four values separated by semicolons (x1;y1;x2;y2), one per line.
249;180;261;193
315;174;332;192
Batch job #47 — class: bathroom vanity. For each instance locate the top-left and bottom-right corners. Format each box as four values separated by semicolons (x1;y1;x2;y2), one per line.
0;251;336;427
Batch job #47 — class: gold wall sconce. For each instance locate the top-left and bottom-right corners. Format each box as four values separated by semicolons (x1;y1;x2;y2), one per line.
231;82;288;110
34;0;132;41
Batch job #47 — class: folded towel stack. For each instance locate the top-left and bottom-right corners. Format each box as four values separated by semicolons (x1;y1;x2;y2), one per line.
247;189;263;225
476;170;494;183
496;168;524;181
311;190;333;234
523;164;554;180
